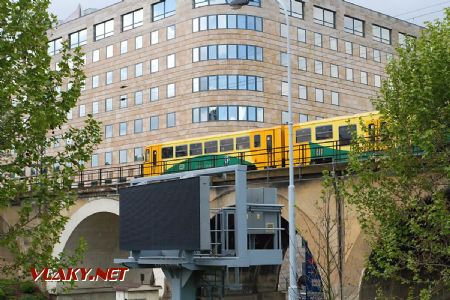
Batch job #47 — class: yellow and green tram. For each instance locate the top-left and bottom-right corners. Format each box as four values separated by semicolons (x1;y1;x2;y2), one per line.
143;111;381;177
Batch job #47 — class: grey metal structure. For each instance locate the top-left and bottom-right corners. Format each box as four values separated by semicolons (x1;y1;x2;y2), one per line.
115;165;283;300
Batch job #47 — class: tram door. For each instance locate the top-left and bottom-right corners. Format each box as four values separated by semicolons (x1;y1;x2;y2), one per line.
266;135;274;167
148;146;161;175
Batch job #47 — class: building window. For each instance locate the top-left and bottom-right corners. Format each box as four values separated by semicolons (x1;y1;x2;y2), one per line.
105;125;113;138
122;9;143;31
135;63;143;77
92;75;99;88
91;154;99;167
281;81;288;96
167;112;176;128
314;60;323;75
134;119;143;133
120;40;128;54
105;152;112;165
299;114;308;123
285;0;303;19
48;38;62;56
329;37;338;51
92;101;99;114
344;16;364;36
359;45;367;59
373;49;381;62
119;122;127;136
315;88;324;102
192;14;263;32
135;35;143;49
94;19;114;41
331;91;339;105
151;30;159;45
298;56;307;71
193;44;263;62
120;67;128;81
345;41;353;55
167;54;175;69
167;25;176;40
281;111;289;124
374;75;381;87
106;45;114;58
314;32;322;47
316;116;324;120
313;6;335;28
298;28;306;42
119;150;128;164
299;85;307;100
281;52;288;67
193;0;260;8
346;68;353;81
398;33;416;47
330;64;339;78
151;59;159;73
120;95;128;108
134;148;144;162
193;105;263;123
193;75;263;92
280;23;287;38
92;49;100;62
152;0;176;21
106;71;113;85
69;29;87;48
105;98;113;111
167;83;175;98
373;24;391;44
360;71;368;85
135;91;143;105
150;116;159;130
79;104;86;117
150;87;159;101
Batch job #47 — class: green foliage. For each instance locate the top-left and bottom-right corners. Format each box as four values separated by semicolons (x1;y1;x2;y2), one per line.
0;288;5;300
0;0;101;279
348;9;450;298
18;282;35;294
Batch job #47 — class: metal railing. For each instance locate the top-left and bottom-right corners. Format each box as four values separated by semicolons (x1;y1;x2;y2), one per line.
74;139;356;188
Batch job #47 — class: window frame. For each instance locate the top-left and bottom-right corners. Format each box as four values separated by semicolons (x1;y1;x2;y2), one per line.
94;19;114;41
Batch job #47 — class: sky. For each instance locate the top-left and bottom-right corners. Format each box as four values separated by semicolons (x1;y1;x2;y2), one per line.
49;0;448;26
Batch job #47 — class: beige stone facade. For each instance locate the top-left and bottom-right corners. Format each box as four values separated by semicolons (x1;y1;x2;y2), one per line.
48;0;421;168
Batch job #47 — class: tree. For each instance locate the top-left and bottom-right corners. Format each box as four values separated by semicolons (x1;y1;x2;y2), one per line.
0;0;101;278
304;170;357;300
347;9;450;299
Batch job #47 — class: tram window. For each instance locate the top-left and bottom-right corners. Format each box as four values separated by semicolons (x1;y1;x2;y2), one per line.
236;136;250;150
175;145;188;157
254;134;261;148
145;149;150;162
338;124;357;146
162;146;173;159
204;140;218;153
316;125;333;140
296;128;311;143
220;138;234;152
190;143;203;156
368;123;376;142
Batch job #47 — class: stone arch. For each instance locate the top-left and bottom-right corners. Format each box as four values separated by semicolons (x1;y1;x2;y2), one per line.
49;198;165;296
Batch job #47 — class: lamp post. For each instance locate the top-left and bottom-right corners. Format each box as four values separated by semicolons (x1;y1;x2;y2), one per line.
229;1;297;299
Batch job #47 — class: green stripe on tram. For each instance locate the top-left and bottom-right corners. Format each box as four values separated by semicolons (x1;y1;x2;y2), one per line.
165;154;254;174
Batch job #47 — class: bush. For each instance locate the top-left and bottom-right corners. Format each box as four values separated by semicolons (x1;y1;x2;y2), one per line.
19;281;35;294
0;288;5;300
